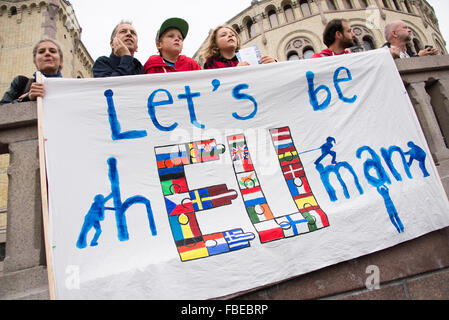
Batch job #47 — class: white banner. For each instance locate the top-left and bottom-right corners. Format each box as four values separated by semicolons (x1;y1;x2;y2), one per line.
42;48;449;299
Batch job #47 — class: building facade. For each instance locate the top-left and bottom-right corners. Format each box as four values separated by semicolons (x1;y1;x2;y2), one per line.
194;0;447;66
0;0;93;98
0;0;93;259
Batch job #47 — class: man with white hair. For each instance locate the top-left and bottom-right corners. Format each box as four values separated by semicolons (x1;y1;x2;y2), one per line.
383;20;439;59
93;20;143;77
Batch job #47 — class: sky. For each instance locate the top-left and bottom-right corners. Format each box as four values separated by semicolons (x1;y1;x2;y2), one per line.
68;0;449;64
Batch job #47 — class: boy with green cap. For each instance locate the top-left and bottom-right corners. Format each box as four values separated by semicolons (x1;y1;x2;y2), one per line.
144;17;202;74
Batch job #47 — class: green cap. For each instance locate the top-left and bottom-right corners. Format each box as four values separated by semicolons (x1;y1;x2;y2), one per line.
157;17;189;41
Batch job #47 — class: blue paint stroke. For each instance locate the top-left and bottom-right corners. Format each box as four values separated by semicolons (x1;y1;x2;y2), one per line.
356;146;391;188
404;141;430;177
377;185;404;233
76;157;157;249
306;71;331;111
148;89;178;132
333;67;357;103
316;161;364;202
232;84;258;120
314;137;337;166
104;89;147;140
178;86;204;129
381;145;413;181
212;79;221;92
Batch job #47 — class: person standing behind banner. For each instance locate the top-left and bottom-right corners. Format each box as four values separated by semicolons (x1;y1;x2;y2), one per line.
143;17;201;74
311;19;356;58
0;38;63;105
202;25;276;69
383;20;439;59
92;21;143;77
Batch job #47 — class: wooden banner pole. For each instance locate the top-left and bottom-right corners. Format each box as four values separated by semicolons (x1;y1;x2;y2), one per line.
36;71;57;300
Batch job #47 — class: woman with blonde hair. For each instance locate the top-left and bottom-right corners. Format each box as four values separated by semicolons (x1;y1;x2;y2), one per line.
1;38;63;104
202;25;276;69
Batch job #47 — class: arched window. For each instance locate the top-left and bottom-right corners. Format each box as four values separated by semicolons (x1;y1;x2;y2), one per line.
303;47;315;59
407;28;423;55
392;0;401;11
413;38;422;53
285;37;315;60
325;0;337;11
343;0;353;9
232;24;241;35
288;52;300;60
246;19;256;39
358;0;368;9
352;25;376;51
299;0;311;17
10;6;17;16
284;5;294;22
268;9;279;28
363;36;375;51
404;0;413;13
435;39;446;55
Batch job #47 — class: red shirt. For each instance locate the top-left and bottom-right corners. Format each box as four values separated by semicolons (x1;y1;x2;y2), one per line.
144;55;202;74
311;48;352;58
203;55;239;69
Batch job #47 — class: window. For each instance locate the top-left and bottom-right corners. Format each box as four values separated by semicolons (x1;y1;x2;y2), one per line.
284;5;294;22
299;0;311;17
246;19;255;39
288;52;300;60
413;38;422;53
404;0;413;13
326;0;337;11
268;10;279;28
303;48;315;59
10;6;17;16
285;37;315;60
392;0;401;11
352;26;376;51
343;0;353;9
358;0;368;9
435;40;445;55
363;37;375;51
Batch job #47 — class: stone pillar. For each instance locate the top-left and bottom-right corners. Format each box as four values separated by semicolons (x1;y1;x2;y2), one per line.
373;0;387;20
429;78;449;150
3;139;43;273
41;0;60;39
407;81;449;163
316;0;327;25
415;0;428;29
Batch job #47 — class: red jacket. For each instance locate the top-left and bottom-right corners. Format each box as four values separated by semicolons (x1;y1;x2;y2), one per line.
311;48;352;58
144;55;202;74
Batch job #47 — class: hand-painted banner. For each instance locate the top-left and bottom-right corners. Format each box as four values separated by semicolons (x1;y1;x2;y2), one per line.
42;48;449;299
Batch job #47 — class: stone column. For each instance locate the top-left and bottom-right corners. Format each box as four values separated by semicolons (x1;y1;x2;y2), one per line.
316;0;327;25
431;78;449;148
373;0;387;20
3;139;43;272
415;0;428;29
407;81;449;163
41;0;60;39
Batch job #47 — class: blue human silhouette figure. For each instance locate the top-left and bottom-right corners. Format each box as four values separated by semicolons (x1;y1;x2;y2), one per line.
76;157;157;249
377;185;404;233
76;194;114;249
314;137;337;166
405;141;430;177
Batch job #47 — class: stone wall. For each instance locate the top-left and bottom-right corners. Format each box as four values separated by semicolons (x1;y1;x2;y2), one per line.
193;0;447;66
1;55;449;300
